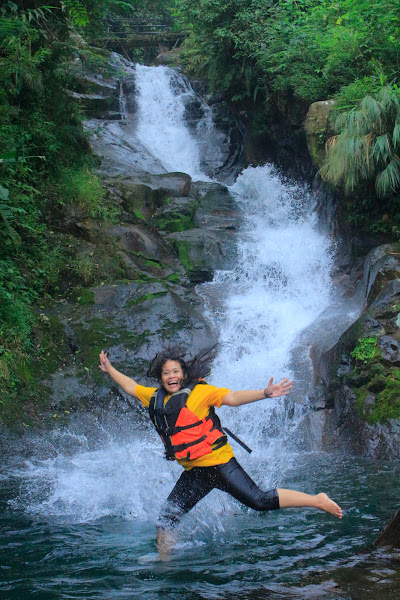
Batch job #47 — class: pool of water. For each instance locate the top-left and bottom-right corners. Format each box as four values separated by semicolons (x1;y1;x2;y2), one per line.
1;447;399;600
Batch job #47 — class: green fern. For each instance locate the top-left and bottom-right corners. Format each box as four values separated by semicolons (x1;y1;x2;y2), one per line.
322;84;400;197
61;0;88;27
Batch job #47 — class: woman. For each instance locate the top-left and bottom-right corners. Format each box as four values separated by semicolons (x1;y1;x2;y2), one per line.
99;346;342;555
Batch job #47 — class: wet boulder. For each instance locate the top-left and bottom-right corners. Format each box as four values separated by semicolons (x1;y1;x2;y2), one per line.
43;281;218;410
166;228;238;283
194;185;241;231
106;223;185;280
374;509;400;548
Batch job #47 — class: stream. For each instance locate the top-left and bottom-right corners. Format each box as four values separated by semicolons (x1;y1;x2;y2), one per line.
1;63;400;600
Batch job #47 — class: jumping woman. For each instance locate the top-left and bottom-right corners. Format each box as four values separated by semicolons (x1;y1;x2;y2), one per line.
99;345;342;556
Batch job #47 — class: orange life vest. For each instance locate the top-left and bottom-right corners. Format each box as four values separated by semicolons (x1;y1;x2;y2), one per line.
148;381;227;461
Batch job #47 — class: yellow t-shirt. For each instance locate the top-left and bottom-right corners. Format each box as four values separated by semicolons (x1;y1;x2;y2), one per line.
135;383;234;470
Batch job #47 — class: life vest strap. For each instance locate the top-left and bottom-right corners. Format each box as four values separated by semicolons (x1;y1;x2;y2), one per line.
166;419;204;436
169;434;208;454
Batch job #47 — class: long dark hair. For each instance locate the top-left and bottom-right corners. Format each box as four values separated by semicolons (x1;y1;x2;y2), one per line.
147;344;219;388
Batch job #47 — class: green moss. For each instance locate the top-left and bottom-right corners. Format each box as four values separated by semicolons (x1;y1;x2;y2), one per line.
370;363;385;377
78;289;95;306
354;369;400;424
72;318;153;384
354;386;368;414
171;240;193;272
132;209;147;222
367;375;387;393
125;291;168;308
157;317;186;339
372;369;400;423
166;273;180;284
155;213;194;233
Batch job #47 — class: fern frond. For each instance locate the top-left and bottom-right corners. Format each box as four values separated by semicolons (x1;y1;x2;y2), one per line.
375;155;400;197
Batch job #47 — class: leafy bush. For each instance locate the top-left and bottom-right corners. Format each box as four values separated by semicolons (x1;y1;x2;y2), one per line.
351;337;378;363
322;83;400;197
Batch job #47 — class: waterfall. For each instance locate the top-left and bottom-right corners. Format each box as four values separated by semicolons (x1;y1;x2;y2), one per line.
134;64;214;180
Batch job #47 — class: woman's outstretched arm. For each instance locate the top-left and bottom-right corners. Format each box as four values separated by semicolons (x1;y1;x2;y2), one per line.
221;377;293;407
99;350;139;397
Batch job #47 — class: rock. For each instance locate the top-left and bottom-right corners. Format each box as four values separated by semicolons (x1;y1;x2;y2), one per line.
194;186;241;231
42;281;218;408
312;239;400;457
72;92;121;119
166;228;237;283
132;172;192;197
378;335;400;366
154;197;198;233
295;409;331;451
304;100;336;170
106;223;185;279
363;243;400;303
374;509;400;548
87;120;167;177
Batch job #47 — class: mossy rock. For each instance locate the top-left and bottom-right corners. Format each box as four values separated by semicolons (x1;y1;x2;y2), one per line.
167;229;237;283
304;100;336;170
154;196;198;233
355;370;400;424
194;185;241;231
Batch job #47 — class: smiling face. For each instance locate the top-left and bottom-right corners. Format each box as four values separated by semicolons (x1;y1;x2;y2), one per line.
161;359;185;394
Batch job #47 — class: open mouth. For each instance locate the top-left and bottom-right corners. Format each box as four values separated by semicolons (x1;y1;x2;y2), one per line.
167;380;180;390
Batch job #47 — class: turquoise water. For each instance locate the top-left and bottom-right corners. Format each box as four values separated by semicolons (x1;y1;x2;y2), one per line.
2;449;400;599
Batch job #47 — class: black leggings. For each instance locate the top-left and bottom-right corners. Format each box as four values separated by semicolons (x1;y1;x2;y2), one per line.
158;457;280;529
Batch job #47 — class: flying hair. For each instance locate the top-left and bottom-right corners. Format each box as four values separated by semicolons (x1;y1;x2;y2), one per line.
147;344;219;388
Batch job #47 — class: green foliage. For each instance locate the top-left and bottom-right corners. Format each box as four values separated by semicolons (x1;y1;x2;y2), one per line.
322;82;400;197
0;0;123;421
60;167;115;220
351;336;378;363
175;0;399;110
175;0;400;229
70;255;99;285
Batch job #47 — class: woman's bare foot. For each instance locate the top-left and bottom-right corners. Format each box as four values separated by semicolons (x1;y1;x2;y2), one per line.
315;493;343;519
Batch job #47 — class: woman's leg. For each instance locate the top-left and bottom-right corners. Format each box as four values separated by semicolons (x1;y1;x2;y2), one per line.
215;458;279;511
157;467;216;557
215;458;342;518
277;489;342;518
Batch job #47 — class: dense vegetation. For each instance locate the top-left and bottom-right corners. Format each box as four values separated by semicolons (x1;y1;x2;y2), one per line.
175;0;400;231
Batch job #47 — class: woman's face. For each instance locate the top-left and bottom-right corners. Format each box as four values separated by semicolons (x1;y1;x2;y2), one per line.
161;360;185;394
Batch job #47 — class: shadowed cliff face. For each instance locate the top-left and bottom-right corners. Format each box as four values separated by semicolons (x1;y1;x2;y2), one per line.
309;243;400;458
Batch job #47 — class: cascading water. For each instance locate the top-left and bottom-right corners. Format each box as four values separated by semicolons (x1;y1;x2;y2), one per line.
134;64;213;180
2;62;399;600
202;164;334;475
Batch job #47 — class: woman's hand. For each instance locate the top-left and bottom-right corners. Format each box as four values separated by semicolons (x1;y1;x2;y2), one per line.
99;350;112;373
264;377;293;398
